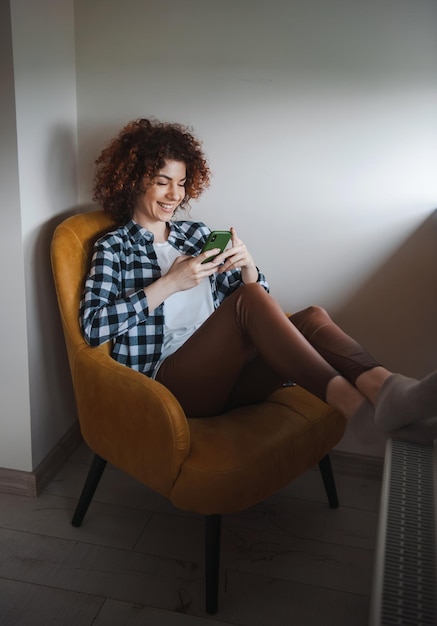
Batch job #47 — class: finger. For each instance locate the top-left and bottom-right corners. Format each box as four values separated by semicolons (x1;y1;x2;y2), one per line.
200;247;221;264
218;254;243;272
230;226;239;245
218;261;241;274
219;246;244;262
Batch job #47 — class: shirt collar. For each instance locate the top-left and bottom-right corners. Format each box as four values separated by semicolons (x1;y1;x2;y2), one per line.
125;219;151;243
167;221;190;247
125;219;180;243
125;219;185;246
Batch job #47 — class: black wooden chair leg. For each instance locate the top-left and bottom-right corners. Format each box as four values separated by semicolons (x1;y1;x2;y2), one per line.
318;453;339;508
205;514;221;614
72;453;107;527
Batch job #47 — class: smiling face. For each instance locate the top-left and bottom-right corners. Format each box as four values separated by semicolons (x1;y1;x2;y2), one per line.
133;159;187;239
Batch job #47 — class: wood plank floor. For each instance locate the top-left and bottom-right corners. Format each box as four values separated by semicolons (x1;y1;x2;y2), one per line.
0;443;383;626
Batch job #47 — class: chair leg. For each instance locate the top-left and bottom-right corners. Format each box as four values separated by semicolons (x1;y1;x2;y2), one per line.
205;514;221;614
72;453;107;527
318;453;339;508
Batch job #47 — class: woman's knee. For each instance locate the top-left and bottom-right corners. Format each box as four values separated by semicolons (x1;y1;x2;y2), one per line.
291;305;331;333
237;283;276;310
233;282;277;318
237;282;269;301
236;283;293;330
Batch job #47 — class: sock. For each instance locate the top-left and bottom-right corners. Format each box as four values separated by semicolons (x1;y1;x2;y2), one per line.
389;416;437;445
374;371;437;432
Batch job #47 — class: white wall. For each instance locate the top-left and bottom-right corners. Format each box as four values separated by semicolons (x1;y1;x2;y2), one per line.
2;0;437;471
0;0;79;472
75;0;437;316
74;0;437;455
0;0;32;471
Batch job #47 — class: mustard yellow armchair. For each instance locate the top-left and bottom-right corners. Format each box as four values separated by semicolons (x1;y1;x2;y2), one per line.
51;210;347;613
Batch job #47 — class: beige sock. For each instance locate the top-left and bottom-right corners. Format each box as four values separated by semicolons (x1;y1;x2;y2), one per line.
389;416;437;444
374;372;437;432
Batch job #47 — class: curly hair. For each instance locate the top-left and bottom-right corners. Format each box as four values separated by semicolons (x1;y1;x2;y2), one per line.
93;118;211;224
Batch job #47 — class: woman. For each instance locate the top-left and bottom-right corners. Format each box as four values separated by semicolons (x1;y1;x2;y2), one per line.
81;118;437;443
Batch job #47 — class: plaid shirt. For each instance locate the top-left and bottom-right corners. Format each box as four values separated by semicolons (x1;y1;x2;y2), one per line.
80;219;269;377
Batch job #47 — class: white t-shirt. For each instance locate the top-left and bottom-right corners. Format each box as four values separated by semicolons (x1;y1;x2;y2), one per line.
152;241;214;376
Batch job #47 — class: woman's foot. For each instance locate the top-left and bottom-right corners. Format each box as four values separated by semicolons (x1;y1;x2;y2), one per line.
349;399;383;445
374;372;437;437
389;416;437;444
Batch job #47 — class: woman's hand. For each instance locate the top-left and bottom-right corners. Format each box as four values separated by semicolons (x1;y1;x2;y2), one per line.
215;227;258;283
143;249;221;312
165;251;222;291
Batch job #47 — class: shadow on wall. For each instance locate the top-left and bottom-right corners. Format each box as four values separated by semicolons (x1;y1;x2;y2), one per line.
30;123;97;450
33;210;82;427
333;209;437;458
334;209;437;380
32;201;95;448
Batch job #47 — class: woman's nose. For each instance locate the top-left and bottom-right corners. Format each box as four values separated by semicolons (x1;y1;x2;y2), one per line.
167;184;180;199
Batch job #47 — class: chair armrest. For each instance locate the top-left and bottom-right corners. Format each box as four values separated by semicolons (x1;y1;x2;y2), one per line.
73;345;190;498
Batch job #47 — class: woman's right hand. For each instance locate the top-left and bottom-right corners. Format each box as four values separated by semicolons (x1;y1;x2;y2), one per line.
143;249;221;312
165;249;222;292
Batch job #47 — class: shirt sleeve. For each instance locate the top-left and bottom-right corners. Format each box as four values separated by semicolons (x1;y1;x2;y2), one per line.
214;266;269;304
254;268;269;291
80;243;151;347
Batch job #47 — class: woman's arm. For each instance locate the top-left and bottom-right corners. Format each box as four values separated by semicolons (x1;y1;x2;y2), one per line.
80;245;154;346
81;240;225;346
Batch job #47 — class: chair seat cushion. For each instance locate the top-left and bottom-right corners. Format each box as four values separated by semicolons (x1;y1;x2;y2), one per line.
170;385;346;514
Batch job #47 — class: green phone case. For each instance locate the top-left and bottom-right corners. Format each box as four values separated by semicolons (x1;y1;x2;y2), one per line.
201;231;231;263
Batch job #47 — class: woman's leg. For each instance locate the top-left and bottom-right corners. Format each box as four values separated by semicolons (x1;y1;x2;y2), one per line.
223;354;292;410
226;303;383;410
289;305;437;436
290;305;382;383
156;284;364;417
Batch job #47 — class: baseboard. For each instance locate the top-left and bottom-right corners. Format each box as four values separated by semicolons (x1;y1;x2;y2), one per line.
0;467;38;498
330;449;385;480
0;421;83;497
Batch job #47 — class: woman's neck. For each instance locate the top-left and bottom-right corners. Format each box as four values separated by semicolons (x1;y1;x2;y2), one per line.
152;223;170;243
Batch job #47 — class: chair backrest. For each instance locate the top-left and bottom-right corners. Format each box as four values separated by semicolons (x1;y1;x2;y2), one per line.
51;210;116;371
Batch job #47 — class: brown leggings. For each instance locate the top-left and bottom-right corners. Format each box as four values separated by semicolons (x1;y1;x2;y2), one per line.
155;283;380;417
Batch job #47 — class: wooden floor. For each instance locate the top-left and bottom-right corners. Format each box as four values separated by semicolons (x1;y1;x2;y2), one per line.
0;443;383;626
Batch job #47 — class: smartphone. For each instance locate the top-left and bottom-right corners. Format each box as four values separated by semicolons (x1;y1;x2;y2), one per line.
201;230;232;263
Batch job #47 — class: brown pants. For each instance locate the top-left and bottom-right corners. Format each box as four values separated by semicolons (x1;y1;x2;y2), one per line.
156;283;379;417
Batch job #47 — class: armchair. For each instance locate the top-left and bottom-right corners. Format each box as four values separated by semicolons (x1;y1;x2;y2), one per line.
51;210;347;613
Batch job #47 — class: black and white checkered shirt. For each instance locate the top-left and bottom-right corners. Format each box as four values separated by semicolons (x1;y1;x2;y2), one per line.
80;219;269;377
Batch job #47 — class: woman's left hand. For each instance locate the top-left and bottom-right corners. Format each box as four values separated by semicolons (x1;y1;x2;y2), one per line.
216;227;259;283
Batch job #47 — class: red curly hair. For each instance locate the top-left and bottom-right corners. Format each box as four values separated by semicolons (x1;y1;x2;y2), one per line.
93;118;211;224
